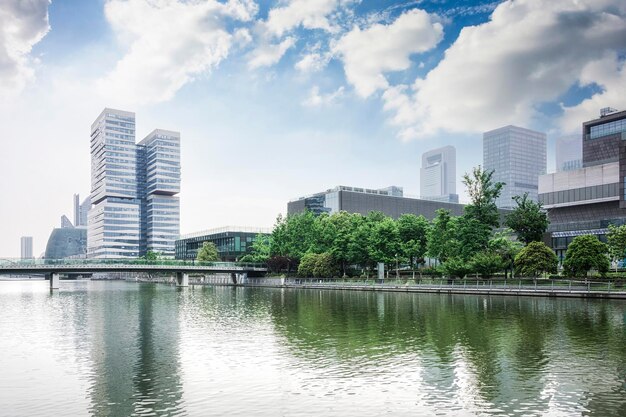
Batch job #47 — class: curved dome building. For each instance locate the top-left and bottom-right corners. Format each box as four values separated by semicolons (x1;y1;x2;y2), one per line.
44;228;87;259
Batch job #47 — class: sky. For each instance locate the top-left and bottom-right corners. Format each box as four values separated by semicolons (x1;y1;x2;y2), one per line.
0;0;625;257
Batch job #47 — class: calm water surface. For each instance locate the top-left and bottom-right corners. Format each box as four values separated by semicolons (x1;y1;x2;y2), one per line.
0;280;625;416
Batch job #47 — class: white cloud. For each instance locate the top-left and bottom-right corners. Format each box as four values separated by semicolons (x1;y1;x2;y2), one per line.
333;9;443;98
0;0;50;95
560;53;626;133
97;0;256;106
247;36;296;69
266;0;339;37
302;85;344;107
295;51;330;73
382;0;626;139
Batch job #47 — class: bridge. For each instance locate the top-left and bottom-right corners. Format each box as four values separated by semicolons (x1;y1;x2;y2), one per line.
0;259;267;289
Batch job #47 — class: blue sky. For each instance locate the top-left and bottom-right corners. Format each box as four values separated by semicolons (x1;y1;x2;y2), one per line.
0;0;625;257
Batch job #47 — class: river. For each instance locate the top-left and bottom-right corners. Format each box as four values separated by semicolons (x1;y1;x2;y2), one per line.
0;280;624;416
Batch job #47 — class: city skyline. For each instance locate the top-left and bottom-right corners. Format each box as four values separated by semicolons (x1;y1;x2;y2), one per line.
1;0;625;256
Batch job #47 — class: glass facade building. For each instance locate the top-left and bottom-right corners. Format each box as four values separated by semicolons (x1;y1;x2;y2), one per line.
175;227;271;261
420;146;458;203
483;125;547;209
88;109;180;258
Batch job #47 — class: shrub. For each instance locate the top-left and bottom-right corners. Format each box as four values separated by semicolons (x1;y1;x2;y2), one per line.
469;251;506;278
440;257;471;278
514;241;558;277
562;235;610;277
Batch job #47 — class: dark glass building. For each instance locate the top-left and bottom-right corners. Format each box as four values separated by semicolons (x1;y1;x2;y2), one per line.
175;227;271;261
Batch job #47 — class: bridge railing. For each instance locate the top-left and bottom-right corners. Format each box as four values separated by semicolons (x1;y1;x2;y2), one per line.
0;258;266;269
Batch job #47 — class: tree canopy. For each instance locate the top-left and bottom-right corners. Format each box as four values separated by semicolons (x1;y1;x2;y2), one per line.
562;235;609;277
505;193;549;244
197;241;219;262
514;241;558;277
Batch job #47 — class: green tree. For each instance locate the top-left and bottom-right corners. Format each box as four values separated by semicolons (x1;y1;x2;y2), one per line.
607;224;626;271
562;235;610;277
347;214;372;275
143;251;161;261
456;215;491;261
426;209;458;263
369;216;401;276
197;241;219;262
440;257;471;278
469;251;506;278
488;230;523;278
328;211;356;276
298;252;318;277
462;166;504;228
313;252;339;278
514;241;558;277
504;193;549;244
239;234;271;263
397;214;430;268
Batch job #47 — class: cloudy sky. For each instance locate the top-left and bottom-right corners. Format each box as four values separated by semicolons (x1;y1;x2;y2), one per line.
0;0;625;257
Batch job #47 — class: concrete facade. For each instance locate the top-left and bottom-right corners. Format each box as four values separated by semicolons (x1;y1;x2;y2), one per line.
420;146;458;203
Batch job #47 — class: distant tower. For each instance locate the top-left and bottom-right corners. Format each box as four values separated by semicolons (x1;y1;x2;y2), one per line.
61;215;74;228
483;125;546;209
556;135;582;172
73;194;80;227
20;236;33;259
420;146;458;203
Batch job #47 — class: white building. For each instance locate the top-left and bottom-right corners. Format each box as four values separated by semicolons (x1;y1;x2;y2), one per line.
420;146;457;203
483;125;546;209
88;109;180;258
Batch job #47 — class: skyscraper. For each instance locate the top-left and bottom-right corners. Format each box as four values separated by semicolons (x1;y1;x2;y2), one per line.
20;236;33;259
420;146;457;203
73;194;91;227
138;130;181;257
483;125;546;209
88;108;180;258
556;135;582;172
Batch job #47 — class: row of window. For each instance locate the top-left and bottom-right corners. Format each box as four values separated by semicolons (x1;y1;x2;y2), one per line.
539;183;619;205
588;118;626;139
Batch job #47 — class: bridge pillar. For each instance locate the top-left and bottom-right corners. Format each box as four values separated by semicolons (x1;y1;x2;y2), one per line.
239;272;248;284
50;273;60;290
230;273;237;284
176;272;189;287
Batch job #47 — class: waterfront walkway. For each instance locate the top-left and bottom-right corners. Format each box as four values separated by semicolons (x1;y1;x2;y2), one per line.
195;276;626;300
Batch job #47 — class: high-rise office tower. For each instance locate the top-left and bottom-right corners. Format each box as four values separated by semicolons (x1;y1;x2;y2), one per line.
138;130;181;257
420;146;458;203
483;125;546;209
88;108;180;258
556;135;582;172
73;194;80;227
20;236;33;259
78;196;91;227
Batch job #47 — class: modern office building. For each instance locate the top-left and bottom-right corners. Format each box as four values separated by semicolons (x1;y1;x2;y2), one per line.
288;185;467;219
483;125;547;209
539;108;626;261
74;194;91;227
175;227;271;261
420;146;458;203
20;236;33;259
138;129;181;256
555;135;582;172
88;108;180;258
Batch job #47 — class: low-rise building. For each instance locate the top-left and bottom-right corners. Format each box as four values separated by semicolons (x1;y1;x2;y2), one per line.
175;226;271;261
287;185;467;219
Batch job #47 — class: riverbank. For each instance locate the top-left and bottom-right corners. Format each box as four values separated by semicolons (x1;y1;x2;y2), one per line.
184;276;626;300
